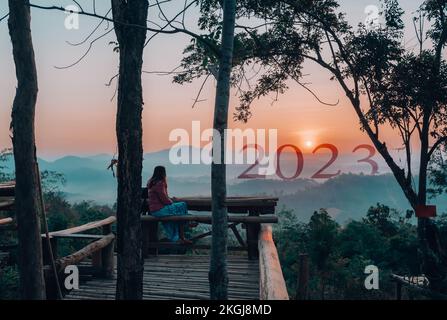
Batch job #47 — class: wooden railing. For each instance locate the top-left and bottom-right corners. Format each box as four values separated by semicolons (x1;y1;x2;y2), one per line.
42;216;116;298
258;224;289;300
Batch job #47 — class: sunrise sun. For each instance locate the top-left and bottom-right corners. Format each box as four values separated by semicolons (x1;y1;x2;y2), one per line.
305;140;314;148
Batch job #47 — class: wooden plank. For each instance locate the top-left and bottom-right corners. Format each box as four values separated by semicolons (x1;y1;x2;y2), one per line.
65;254;259;300
178;196;278;204
45;216;116;237
258;224;289;300
0;217;13;226
141;193;278;214
0;198;14;211
0;182;15;197
81;281;259;295
45;233;105;240
141;214;278;224
145;243;247;251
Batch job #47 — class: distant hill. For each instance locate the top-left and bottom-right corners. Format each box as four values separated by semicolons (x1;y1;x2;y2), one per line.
1;150;445;223
278;173;447;223
228;179;317;197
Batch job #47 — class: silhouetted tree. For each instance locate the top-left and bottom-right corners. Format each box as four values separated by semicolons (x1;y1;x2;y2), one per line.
111;0;148;300
207;0;237;300
7;0;46;299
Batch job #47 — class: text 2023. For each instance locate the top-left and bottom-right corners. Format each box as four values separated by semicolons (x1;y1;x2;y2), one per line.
237;144;379;180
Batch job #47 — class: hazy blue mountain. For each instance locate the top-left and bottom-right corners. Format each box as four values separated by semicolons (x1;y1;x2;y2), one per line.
228;179;318;197
1;150;445;223
279;173;447;223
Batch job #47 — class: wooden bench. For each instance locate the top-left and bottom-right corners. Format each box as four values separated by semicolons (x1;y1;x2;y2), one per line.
140;189;279;259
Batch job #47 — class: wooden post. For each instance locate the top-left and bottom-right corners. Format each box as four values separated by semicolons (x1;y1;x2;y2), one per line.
395;281;402;300
142;221;158;256
246;209;260;260
295;253;309;300
101;223;115;278
91;249;102;270
42;237;58;265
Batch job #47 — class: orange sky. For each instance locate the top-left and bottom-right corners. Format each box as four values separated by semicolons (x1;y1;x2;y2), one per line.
0;0;421;159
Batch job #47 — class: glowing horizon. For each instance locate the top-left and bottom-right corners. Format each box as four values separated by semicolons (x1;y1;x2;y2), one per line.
0;0;423;160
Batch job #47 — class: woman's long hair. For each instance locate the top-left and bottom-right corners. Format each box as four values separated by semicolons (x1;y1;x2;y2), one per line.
148;166;167;188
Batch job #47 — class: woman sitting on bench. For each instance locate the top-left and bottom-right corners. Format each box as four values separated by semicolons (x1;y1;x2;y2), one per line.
147;166;194;244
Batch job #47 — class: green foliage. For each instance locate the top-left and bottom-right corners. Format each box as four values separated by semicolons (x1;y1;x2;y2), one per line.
41;170;66;196
274;203;422;299
308;209;339;273
434;213;447;249
0;149;13;183
429;149;447;197
273;209;308;291
364;203;400;236
0;266;19;300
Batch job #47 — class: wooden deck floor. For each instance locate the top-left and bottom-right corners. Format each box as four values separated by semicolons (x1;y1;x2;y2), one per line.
65;255;260;300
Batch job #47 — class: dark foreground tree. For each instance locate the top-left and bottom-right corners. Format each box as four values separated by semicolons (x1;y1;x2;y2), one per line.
8;0;46;299
111;0;148;300
209;0;237;300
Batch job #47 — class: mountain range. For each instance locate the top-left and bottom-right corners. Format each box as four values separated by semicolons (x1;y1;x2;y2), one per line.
1;147;445;223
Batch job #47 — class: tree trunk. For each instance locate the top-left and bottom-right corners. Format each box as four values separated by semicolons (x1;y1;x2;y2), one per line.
111;0;148;300
209;0;236;300
418;112;447;294
8;0;46;300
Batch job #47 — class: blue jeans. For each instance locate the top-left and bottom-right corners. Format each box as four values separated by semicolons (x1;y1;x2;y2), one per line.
151;202;188;242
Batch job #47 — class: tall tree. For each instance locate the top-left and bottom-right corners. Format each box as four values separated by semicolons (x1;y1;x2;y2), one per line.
7;0;46;299
232;0;447;293
209;0;237;300
111;0;148;300
175;0;447;294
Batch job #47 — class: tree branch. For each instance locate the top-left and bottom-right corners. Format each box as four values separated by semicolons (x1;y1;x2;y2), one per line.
429;136;447;159
28;3;220;56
